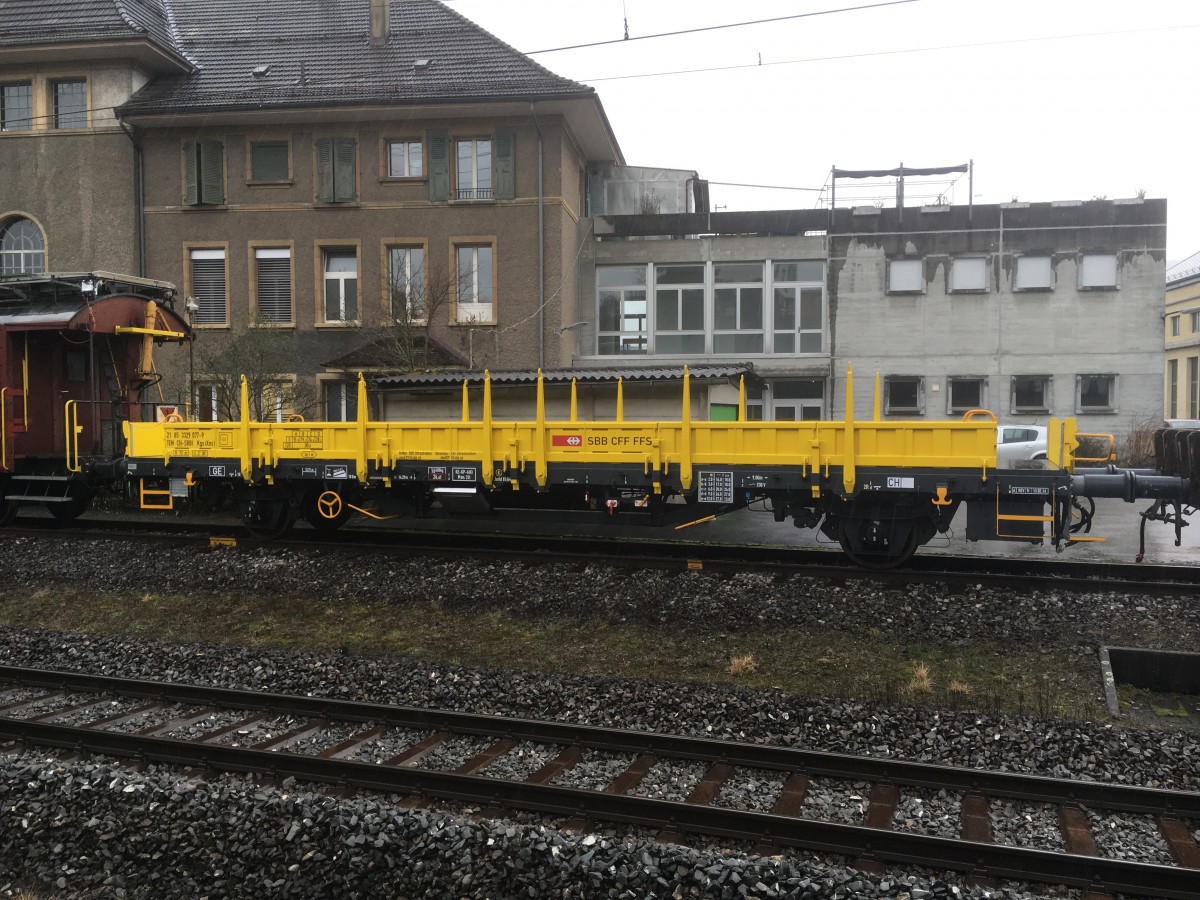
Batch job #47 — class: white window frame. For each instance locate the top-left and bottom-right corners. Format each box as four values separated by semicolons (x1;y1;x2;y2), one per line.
1077;374;1117;413
387;245;426;321
1079;253;1118;289
387;139;424;178
887;258;924;293
252;246;293;325
772;261;825;355
322;248;359;324
1012;375;1052;413
597;265;649;355
712;262;765;355
1014;255;1053;291
949;257;988;293
187;247;227;326
769;378;825;421
454;242;495;324
324;380;358;422
0;217;45;275
884;376;924;415
456;138;492;200
653;264;706;355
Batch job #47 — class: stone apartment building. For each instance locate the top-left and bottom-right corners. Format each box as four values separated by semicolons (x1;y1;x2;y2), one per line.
579;198;1167;438
1;0;623;420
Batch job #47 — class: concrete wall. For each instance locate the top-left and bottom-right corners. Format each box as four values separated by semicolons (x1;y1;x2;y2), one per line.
830;200;1167;438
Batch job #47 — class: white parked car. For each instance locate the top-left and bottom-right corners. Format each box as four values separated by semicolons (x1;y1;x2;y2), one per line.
996;424;1048;466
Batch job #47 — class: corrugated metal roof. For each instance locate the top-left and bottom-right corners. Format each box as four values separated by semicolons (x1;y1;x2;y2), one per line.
118;0;593;116
373;364;763;390
1167;250;1200;286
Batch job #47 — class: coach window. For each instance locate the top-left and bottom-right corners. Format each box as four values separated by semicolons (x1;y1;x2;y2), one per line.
1077;375;1116;413
947;376;985;413
887;259;924;293
884;376;923;415
1012;375;1051;413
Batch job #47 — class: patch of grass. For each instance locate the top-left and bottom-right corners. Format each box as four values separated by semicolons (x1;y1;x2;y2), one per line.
728;654;757;677
0;585;1106;719
1151;702;1190;718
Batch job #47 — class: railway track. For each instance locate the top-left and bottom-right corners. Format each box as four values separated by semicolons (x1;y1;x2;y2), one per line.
8;512;1200;596
2;665;1199;898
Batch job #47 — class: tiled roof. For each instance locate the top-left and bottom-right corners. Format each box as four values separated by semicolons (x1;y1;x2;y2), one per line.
1167;250;1200;286
120;0;594;116
373;364;763;390
0;0;181;56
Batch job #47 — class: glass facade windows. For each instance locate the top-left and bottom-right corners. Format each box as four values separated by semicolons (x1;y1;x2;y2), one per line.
596;260;825;357
654;264;705;354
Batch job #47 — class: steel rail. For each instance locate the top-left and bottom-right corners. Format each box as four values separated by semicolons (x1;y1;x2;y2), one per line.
7;517;1200;595
2;665;1200;898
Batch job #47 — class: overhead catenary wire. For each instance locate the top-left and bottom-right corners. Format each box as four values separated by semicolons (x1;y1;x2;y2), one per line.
580;21;1200;82
522;0;919;54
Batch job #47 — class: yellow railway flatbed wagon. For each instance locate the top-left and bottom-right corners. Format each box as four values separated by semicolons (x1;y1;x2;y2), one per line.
120;366;1126;568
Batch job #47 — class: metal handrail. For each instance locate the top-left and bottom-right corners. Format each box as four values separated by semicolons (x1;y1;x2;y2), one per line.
64;401;81;473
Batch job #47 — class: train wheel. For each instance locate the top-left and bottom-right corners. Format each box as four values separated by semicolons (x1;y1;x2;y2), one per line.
834;515;921;570
303;489;351;532
241;490;294;540
46;487;93;522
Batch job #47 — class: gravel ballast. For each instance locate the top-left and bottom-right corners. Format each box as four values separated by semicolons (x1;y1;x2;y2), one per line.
2;533;1197;897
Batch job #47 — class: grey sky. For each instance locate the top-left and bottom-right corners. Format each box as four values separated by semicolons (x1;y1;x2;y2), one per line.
449;0;1197;262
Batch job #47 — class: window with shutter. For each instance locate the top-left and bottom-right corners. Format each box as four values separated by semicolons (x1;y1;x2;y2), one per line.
315;136;357;202
428;132;449;201
493;131;515;199
183;141;224;205
189;249;227;325
255;248;292;323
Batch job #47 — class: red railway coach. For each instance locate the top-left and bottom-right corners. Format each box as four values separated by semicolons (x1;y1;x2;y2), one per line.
0;272;191;524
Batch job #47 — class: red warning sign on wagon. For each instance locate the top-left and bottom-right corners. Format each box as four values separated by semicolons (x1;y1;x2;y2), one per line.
552;434;583;447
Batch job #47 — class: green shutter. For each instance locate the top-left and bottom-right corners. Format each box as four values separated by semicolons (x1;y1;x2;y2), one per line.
315;137;334;202
199;140;223;204
428;131;449;202
334;137;356;203
493;130;515;200
183;142;199;206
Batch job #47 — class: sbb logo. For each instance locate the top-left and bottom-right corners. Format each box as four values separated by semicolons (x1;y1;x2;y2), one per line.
552;434;583;447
